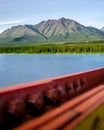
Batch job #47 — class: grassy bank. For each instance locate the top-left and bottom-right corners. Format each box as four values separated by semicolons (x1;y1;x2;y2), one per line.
0;43;104;54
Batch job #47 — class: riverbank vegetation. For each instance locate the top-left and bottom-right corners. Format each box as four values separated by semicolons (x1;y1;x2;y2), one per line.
0;41;104;54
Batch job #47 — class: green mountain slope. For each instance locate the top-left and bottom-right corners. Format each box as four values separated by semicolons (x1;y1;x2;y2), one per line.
0;18;104;45
0;25;46;45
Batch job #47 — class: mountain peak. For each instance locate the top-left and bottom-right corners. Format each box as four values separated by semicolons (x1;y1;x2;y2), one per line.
34;18;87;38
59;17;68;20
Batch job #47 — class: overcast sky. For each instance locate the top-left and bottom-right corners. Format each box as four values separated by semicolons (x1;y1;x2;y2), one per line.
0;0;104;33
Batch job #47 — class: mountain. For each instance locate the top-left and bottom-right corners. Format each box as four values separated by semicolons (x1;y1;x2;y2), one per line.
0;25;46;45
33;18;104;42
0;18;104;45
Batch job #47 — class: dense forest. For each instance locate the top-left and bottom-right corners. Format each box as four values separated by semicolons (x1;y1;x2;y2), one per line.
0;42;104;54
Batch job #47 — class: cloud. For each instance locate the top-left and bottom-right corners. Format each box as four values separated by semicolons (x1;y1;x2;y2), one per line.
0;20;24;25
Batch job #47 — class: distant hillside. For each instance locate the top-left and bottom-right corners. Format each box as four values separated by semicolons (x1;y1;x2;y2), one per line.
0;18;104;45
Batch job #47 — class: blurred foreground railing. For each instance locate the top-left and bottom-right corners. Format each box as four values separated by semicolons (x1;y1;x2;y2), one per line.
0;67;104;130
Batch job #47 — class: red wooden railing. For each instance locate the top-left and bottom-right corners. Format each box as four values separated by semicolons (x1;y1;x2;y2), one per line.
0;67;104;130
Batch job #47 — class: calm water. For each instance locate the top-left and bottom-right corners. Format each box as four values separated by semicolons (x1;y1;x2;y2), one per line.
0;54;104;88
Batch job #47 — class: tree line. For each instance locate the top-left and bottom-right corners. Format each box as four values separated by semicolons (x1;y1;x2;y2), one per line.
0;44;104;54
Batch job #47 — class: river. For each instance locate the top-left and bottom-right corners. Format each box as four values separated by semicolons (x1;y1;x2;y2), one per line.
0;54;104;88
